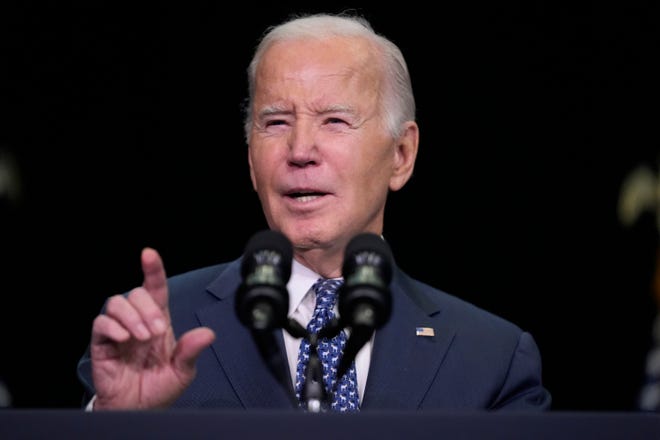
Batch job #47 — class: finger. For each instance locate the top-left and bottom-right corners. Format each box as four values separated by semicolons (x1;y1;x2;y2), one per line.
127;287;168;336
141;247;169;311
103;292;152;341
91;313;130;345
172;328;216;374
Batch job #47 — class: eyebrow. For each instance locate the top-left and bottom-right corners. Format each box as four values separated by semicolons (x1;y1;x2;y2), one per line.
259;104;356;118
259;105;291;118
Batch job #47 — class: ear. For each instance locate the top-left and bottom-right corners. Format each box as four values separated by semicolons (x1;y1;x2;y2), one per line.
389;121;419;191
248;148;258;191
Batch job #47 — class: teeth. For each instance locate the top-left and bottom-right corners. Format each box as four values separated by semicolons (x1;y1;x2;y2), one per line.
296;194;320;203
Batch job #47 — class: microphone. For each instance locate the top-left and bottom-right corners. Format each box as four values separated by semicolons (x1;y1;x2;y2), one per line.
336;232;393;381
235;229;293;331
235;229;300;407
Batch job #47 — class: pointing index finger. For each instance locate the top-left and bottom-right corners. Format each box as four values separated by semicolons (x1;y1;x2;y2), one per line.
141;247;169;310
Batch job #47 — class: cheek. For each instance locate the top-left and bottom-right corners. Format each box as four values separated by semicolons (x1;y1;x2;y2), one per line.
251;166;270;193
344;155;392;202
248;148;273;183
360;148;395;183
248;151;257;190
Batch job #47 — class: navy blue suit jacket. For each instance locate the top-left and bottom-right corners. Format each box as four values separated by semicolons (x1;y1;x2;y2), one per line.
77;257;551;410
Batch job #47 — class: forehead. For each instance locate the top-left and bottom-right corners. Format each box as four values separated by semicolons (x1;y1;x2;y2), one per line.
255;36;382;104
265;34;375;59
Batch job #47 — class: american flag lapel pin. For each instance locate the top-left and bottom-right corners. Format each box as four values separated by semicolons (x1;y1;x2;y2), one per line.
416;327;435;337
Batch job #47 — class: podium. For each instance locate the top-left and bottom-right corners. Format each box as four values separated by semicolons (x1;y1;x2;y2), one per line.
1;409;659;439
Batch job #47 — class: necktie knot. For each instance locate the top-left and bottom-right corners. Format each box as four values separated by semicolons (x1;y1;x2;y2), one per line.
307;278;342;334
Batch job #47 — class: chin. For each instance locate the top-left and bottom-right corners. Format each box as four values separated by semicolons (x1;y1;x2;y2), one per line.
281;227;329;250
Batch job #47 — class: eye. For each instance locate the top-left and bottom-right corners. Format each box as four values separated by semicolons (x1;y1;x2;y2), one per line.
325;117;348;126
265;118;287;127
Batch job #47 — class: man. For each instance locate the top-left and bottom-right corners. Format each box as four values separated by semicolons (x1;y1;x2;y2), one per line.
77;12;551;411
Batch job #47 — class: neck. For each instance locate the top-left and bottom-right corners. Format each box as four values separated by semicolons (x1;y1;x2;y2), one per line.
293;247;344;279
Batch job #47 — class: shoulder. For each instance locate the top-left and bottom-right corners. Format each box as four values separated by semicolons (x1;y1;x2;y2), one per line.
165;258;242;308
393;267;524;338
167;261;237;290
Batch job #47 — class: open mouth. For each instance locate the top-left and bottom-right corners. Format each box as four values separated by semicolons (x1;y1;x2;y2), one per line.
286;191;327;203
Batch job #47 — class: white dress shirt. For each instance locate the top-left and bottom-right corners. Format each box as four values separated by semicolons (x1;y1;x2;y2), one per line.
284;259;372;404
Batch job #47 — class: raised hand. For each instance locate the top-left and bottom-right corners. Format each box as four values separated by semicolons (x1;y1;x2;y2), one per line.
90;247;216;409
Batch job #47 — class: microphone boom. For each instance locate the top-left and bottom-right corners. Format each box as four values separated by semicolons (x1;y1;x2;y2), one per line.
337;233;393;380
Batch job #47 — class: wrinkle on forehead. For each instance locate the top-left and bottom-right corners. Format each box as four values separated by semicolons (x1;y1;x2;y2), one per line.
253;37;384;123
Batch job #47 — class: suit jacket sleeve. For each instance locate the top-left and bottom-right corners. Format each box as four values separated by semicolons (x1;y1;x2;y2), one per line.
490;331;551;410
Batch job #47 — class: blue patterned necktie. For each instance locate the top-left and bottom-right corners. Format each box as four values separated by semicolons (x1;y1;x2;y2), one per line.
295;278;360;412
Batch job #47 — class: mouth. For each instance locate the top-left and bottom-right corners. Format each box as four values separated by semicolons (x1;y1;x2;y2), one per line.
285;190;328;203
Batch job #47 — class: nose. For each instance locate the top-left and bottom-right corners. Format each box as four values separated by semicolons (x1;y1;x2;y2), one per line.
288;120;318;167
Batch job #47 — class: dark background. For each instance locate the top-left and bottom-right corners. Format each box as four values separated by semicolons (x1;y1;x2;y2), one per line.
1;2;659;411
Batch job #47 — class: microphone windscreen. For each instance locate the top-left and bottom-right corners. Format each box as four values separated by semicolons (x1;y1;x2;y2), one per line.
342;233;393;284
241;229;293;282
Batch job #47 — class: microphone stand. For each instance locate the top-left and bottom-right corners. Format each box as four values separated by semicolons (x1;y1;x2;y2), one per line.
284;318;345;413
302;333;327;413
256;307;370;413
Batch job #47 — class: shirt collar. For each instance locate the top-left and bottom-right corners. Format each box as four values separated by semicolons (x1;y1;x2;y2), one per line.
286;259;322;316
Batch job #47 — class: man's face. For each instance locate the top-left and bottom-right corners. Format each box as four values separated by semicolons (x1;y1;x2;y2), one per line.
248;36;414;259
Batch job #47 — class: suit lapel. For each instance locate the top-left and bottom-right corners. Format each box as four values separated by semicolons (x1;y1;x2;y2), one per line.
362;269;456;409
196;261;296;409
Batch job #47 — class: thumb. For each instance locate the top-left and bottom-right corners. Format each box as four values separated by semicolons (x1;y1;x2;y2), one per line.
172;327;216;374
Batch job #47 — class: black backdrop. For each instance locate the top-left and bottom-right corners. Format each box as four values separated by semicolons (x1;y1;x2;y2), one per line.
1;2;659;411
